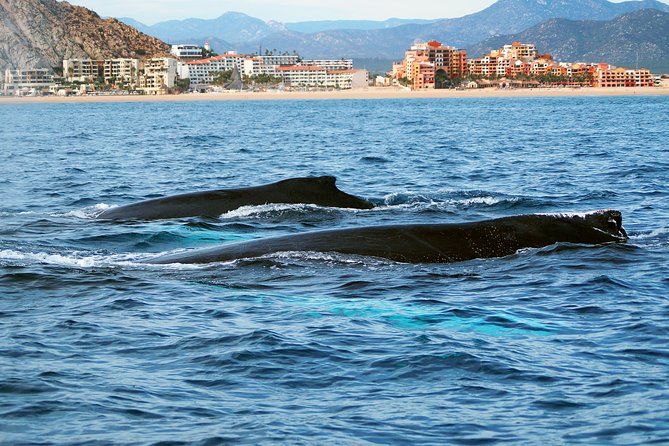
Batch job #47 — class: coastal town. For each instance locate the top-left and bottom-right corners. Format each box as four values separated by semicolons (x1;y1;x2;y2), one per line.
2;40;668;97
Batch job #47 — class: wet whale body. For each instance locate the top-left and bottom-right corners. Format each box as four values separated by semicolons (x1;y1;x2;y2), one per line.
150;210;628;264
96;176;374;220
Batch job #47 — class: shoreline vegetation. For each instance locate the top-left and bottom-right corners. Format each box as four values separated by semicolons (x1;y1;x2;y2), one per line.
1;86;668;104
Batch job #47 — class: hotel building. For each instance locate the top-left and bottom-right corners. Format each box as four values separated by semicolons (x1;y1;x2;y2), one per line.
180;51;365;89
302;59;354;70
184;53;248;85
275;66;368;89
64;58;141;85
140;58;178;94
594;67;654;87
500;42;538;61
63;59;104;82
462;41;655;88
3;69;55;95
170;44;203;60
393;41;467;89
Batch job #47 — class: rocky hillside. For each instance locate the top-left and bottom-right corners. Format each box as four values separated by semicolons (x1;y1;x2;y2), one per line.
468;10;669;73
0;0;170;72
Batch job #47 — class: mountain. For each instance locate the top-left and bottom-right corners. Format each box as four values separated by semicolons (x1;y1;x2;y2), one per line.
416;0;669;45
253;0;669;59
0;0;169;72
285;18;440;33
118;0;669;60
468;10;669;73
118;12;285;45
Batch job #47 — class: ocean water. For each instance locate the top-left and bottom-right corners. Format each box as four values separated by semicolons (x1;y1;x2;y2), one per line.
1;96;668;445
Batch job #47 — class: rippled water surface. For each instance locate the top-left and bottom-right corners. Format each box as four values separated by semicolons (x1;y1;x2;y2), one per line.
1;97;668;445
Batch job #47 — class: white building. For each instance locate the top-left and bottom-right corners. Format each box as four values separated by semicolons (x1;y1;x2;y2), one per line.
501;43;538;61
104;59;141;84
3;69;55;95
64;58;142;85
184;53;248;85
63;59;104;82
141;58;178;94
275;65;327;88
257;54;300;66
302;59;353;71
375;76;391;87
327;69;368;89
276;66;368;89
171;44;203;59
177;51;364;89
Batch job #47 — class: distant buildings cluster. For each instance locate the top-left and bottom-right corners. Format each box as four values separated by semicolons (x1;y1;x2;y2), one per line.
3;56;179;96
180;50;367;90
1;43;368;97
393;40;659;90
2;39;666;96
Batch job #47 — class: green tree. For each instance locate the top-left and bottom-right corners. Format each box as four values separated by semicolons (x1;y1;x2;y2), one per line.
435;70;449;89
211;71;233;85
201;47;218;58
175;78;191;92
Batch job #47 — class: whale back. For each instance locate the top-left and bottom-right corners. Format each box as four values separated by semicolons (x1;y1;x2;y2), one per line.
96;175;373;220
270;176;374;210
149;210;628;265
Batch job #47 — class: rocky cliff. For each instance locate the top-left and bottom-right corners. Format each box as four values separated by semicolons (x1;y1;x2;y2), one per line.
0;0;170;72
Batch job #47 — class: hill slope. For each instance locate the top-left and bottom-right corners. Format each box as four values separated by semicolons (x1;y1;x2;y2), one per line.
0;0;169;72
468;10;669;73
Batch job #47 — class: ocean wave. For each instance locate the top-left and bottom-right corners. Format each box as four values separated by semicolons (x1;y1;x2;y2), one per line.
0;249;154;269
382;191;533;210
0;211;37;217
630;226;669;242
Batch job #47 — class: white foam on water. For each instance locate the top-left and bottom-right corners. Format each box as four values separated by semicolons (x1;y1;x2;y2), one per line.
0;249;151;269
219;203;335;219
266;250;398;266
0;211;36;217
455;196;505;206
58;203;116;219
630;226;669;241
381;191;513;208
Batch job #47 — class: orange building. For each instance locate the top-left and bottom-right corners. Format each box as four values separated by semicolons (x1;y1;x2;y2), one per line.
412;61;435;89
594;67;654;87
395;40;467;89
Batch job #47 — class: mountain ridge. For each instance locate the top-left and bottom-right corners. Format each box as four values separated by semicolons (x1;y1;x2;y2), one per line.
117;0;669;59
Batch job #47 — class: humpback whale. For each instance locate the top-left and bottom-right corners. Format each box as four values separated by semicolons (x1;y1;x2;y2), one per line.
149;210;628;264
96;176;374;220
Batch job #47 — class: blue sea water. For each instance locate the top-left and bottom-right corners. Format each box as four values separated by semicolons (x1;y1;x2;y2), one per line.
0;96;668;445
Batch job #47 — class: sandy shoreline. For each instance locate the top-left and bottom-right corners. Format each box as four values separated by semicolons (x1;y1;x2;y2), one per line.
1;86;667;104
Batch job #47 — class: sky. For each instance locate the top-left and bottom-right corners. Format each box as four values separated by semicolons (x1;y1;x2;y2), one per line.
67;0;669;24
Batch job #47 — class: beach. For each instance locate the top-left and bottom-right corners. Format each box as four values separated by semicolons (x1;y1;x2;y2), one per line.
1;86;668;104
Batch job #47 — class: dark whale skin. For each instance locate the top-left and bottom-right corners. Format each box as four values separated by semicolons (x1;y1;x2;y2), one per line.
150;210;628;264
96;176;374;220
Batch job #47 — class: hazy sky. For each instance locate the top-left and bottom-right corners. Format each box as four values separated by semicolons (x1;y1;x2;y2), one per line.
67;0;669;25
